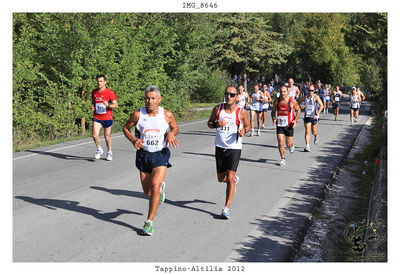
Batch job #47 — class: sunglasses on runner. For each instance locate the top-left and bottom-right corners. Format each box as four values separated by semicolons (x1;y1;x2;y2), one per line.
309;89;315;92
225;92;237;98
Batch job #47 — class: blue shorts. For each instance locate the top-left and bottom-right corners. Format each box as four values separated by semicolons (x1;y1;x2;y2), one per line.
303;117;319;125
351;107;359;112
136;147;172;174
93;118;113;128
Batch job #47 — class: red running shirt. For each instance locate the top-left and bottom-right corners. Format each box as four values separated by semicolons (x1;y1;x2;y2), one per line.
91;88;117;120
277;97;294;127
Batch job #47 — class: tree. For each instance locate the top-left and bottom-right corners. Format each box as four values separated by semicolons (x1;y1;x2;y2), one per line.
213;13;292;91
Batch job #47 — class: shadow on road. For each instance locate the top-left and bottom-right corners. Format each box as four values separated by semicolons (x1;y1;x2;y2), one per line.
90;186;221;219
230;105;369;262
14;196;143;234
183;151;276;165
26;150;95;162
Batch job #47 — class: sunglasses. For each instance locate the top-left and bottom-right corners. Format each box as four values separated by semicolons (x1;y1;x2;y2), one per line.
225;92;237;98
309;90;315;92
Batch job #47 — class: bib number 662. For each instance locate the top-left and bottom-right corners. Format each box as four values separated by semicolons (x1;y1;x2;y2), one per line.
146;140;159;146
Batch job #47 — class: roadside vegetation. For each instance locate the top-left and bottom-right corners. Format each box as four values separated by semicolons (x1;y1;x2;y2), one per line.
13;13;386;151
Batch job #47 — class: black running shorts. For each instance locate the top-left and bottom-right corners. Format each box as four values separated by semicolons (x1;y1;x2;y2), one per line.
276;126;294;137
136;147;172;174
215;146;241;174
303;117;319;125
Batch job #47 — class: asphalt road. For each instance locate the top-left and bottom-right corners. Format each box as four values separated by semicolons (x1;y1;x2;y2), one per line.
13;102;370;262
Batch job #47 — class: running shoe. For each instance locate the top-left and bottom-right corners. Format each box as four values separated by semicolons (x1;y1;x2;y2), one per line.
250;130;254;137
314;135;319;145
289;146;295;154
304;145;311;152
106;151;113;161
355;118;358;122
279;158;286;166
262;124;265;129
257;129;261;136
159;181;166;205
221;206;230;219
142;220;154;236
94;148;103;159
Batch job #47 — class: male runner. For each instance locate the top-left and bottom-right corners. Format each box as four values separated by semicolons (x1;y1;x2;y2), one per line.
236;84;250;111
349;87;361;126
261;83;273;128
299;85;324;152
322;84;331;114
90;74;118;161
287;78;301;100
331;85;343;121
271;85;301;165
249;84;265;136
355;85;366;121
122;86;179;235
207;86;250;219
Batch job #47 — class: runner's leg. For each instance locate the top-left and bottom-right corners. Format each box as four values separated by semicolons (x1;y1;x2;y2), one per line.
311;123;319;137
224;170;236;208
286;136;294;149
277;134;285;159
146;166;167;221
304;122;311;145
104;125;112;152
92;121;102;148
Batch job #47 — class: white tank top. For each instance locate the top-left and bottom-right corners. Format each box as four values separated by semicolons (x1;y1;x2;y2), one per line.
304;95;319;118
288;86;297;98
136;106;169;152
250;91;262;111
262;91;270;109
350;95;360;109
215;104;243;149
237;93;247;109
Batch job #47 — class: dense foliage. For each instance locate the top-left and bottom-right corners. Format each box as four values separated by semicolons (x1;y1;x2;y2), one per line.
13;13;387;149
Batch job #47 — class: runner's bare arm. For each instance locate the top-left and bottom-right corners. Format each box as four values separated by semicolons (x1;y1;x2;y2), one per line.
207;105;227;128
165;109;179;148
315;95;324;115
123;111;143;150
239;109;250;136
292;100;301;128
105;99;118;109
271;100;278;125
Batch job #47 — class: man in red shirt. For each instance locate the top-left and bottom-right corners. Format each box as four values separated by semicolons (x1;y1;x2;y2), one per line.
271;85;301;166
90;74;118;160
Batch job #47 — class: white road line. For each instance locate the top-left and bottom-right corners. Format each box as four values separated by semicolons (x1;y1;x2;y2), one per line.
13;119;208;161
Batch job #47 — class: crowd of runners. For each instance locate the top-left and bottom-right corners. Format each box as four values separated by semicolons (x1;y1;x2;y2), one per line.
89;74;366;236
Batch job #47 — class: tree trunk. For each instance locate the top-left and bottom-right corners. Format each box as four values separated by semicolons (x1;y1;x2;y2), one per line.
81;87;86;135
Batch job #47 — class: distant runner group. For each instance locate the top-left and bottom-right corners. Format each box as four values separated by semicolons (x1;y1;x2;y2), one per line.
89;74;366;235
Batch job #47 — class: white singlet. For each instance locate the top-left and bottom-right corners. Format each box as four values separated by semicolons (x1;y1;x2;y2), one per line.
288;86;297;99
350;95;360;109
262;92;270;110
304;95;319;118
215;104;243;149
136;106;170;152
237;93;247;109
250;91;263;111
